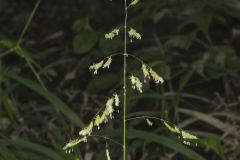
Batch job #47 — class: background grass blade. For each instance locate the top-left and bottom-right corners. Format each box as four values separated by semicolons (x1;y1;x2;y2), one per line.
179;108;237;134
128;129;206;160
98;128;205;160
0;139;65;160
10;73;84;127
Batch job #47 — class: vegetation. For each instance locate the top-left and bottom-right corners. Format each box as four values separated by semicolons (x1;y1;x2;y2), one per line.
0;0;240;160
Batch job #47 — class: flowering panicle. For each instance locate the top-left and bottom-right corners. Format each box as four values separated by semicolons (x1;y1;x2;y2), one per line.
105;28;120;39
92;94;120;130
63;137;87;153
163;121;198;146
141;64;164;84
149;69;164;84
89;61;103;75
65;94;120;152
79;121;94;137
130;75;143;93
89;57;113;75
103;57;112;69
128;28;141;40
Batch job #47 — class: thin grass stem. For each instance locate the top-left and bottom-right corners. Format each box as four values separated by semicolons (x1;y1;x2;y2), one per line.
123;0;128;159
17;0;41;46
90;134;123;147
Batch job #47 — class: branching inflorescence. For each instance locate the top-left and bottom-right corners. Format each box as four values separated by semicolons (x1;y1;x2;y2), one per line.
63;0;198;159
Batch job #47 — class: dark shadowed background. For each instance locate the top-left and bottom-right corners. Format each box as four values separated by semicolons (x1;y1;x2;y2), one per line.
0;0;240;159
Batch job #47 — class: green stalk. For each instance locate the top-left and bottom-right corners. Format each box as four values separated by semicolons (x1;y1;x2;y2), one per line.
123;0;128;159
17;0;41;46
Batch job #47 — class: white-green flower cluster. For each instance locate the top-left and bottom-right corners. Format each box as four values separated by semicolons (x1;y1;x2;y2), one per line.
141;64;164;84
129;64;164;93
63;94;120;153
105;28;120;39
79;121;94;137
163;121;198;146
94;94;120;129
130;0;139;6
130;75;143;93
103;57;112;69
63;137;87;153
146;118;153;126
128;28;141;40
89;57;112;75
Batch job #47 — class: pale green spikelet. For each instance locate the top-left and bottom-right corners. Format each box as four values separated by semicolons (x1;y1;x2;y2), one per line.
63;137;87;153
129;75;143;93
163;121;198;145
181;130;198;140
94;114;102;130
103;57;112;69
146;118;153;126
149;69;164;84
79;121;94;136
130;0;139;6
105;97;114;119
113;94;120;107
163;121;180;134
142;64;150;80
130;75;136;87
100;111;108;123
181;130;198;146
106;145;111;160
89;61;104;75
135;78;143;93
105;28;120;39
128;28;141;40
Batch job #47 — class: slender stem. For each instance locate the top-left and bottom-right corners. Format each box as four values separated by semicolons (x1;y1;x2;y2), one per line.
123;0;128;159
125;115;178;127
17;0;41;46
0;47;17;59
90;134;123;147
127;53;153;69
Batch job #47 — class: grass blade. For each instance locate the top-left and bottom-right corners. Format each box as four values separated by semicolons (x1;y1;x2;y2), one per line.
128;129;205;160
10;73;84;127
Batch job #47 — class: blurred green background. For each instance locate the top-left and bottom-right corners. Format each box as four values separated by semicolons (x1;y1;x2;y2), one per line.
0;0;240;159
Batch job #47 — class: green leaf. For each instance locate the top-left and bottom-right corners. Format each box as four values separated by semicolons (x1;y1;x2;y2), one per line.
0;139;65;160
234;145;240;159
199;136;224;157
73;31;98;54
179;108;237;134
178;70;194;92
98;129;206;160
198;14;212;35
2;98;15;121
98;128;205;160
72;17;91;32
10;73;84;127
128;129;205;160
0;144;17;160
